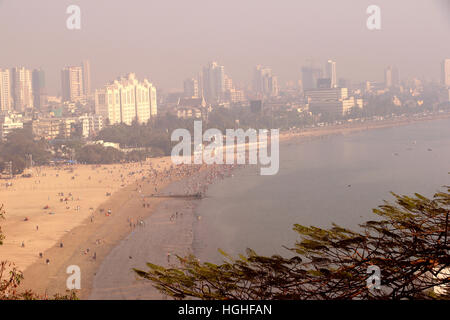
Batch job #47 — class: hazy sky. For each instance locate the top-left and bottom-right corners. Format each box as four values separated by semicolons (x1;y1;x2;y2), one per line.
0;0;449;94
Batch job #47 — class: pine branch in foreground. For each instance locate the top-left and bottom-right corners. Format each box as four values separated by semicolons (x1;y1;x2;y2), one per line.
134;186;450;300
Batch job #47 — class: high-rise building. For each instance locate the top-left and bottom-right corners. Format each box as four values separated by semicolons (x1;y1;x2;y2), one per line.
0;69;12;112
149;85;158;118
325;60;337;88
224;74;233;92
385;66;399;88
301;66;323;91
184;78;199;98
442;59;450;87
226;88;246;104
11;67;34;112
82;60;91;96
253;65;278;97
270;76;278;97
61;66;84;102
32;69;47;110
202;62;225;104
95;73;157;125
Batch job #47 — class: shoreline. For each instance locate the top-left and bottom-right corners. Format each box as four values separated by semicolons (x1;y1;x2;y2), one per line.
89;164;237;299
6;111;450;299
87;111;450;300
16;160;209;298
280;112;450;143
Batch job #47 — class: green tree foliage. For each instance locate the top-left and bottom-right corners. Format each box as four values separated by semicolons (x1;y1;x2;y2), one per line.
135;187;450;300
0;128;51;174
76;145;125;164
75;144;153;164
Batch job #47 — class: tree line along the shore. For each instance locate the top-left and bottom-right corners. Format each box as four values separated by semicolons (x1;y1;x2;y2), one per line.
2;99;450;176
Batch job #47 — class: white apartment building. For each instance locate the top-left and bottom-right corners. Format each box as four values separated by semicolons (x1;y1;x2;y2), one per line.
149;84;157;118
0;69;12;111
95;73;157;125
326;60;337;88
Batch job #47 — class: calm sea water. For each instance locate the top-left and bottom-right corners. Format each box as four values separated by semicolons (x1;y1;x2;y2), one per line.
195;118;450;262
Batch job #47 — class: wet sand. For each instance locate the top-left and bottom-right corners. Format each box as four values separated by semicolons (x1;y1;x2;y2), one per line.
89;168;228;300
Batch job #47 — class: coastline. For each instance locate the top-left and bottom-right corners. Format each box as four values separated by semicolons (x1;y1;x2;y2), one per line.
6;111;450;299
15;159;208;298
280;112;450;143
88;111;450;300
89;165;237;300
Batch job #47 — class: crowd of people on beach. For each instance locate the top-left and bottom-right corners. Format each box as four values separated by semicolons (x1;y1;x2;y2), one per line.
3;158;242;282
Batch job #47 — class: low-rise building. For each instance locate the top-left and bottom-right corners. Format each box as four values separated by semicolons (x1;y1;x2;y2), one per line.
90;140;121;150
177;107;202;119
29;118;74;140
0;114;24;140
305;87;363;116
79;114;104;138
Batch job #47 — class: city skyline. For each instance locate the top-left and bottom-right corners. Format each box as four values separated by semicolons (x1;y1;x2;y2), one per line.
0;0;449;94
1;57;448;101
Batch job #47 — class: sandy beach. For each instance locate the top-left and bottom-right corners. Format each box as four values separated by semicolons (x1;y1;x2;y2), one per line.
89;166;236;299
0;160;164;270
0;157;212;298
1;111;449;299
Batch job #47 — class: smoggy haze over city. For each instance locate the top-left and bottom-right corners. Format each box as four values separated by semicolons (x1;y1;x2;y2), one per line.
0;0;449;94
